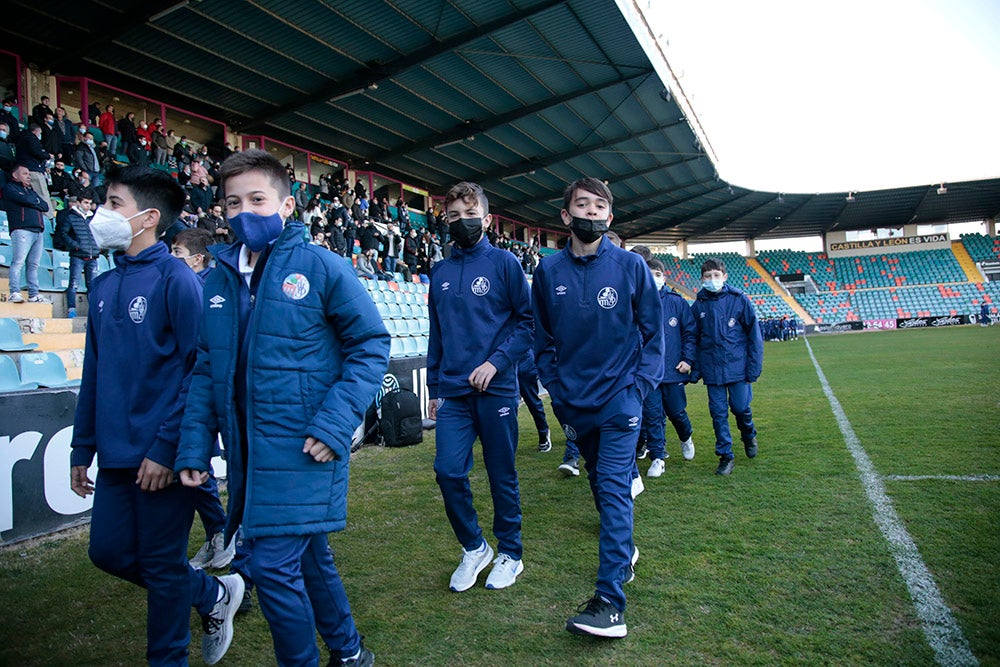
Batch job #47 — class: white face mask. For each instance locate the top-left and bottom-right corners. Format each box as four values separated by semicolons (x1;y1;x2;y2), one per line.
702;277;725;293
90;206;151;251
653;277;665;291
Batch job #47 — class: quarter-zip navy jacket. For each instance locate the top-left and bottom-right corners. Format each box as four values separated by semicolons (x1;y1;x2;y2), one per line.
691;283;764;385
71;242;203;469
532;235;664;410
660;287;697;384
426;235;533;399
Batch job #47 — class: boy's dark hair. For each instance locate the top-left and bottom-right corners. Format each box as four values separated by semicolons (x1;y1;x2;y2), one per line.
444;181;489;217
631;245;652;261
219;149;291;200
647;258;665;273
701;257;727;275
173;227;214;256
105;165;185;236
562;177;614;211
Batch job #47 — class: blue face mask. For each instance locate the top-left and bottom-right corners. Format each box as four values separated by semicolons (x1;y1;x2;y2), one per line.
0;130;6;140
702;278;724;293
228;211;284;252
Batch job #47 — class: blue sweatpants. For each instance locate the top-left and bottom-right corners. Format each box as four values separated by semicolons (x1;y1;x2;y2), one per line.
517;367;549;435
250;534;360;666
194;472;226;538
230;525;254;591
642;383;693;460
88;469;219;667
707;382;756;460
434;393;522;559
551;385;641;612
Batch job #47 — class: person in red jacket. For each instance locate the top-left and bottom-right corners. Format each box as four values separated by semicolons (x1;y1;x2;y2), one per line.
98;104;117;156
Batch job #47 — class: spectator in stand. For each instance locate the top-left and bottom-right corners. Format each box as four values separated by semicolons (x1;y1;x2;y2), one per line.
136;119;153;147
0;122;16;174
50;158;75;201
328;216;347;257
396;198;410;234
380;222;401;274
198;202;233;245
223;142;235;159
309;213;330;240
117;111;139;158
354;177;366;202
54;195;99;318
359;218;380;254
98;104;117;156
435;208;449;245
329;195;355;253
190;155;210;187
356;248;391;281
84;100;101;127
165;128;179;155
31;96;54;128
3;165;51;304
16;123;54;213
188;179;213;217
133;134;152;167
403;227;419;277
173;135;193;166
41;112;62;157
691;258;763;476
351;197;364;225
0;97;21;143
301;198;322;228
55;107;76;160
294;181;309;218
152;127;169;165
70;169;96;203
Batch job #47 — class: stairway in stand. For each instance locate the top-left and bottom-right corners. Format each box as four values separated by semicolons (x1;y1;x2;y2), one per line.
0;278;85;380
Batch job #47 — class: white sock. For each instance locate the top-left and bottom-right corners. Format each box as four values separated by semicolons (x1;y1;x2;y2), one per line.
343;649;361;662
215;579;226;603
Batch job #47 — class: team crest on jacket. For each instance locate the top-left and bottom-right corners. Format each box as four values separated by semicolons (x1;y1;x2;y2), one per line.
728;317;736;327
668;316;678;327
597;287;618;309
562;424;577;440
282;273;310;300
471;276;490;296
128;296;147;323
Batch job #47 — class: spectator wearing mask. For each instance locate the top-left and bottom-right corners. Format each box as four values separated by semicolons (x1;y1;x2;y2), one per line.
329;196;355;253
54;195;99;317
152;127;169;165
98;104;117;156
328;217;347;257
55;106;76;160
354;178;366;202
15;123;54;212
426;181;532;593
4;165;52;304
41;112;62;157
117;111;139;158
188;179;213;217
0;122;16;174
380;222;401;274
74;132;101;182
691;258;763;476
50;159;75;201
173;135;192;166
356;247;390;281
403;227;419;276
0;96;21;143
359;218;380;254
198;202;233;245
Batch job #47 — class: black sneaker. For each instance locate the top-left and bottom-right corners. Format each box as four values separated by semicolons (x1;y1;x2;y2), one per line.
538;431;552;453
329;645;374;667
566;596;627;638
716;457;735;476
636;443;648;460
237;588;253;614
743;436;758;459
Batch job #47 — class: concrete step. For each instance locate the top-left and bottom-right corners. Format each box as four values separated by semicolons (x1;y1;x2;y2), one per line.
0;298;54;318
22;331;86;350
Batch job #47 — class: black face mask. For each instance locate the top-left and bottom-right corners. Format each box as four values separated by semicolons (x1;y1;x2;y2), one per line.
449;217;483;248
569;216;609;244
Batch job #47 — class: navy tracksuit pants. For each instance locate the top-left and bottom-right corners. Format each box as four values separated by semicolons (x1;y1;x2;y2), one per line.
249;534;360;666
88;469;219;667
517;366;549;435
194;472;226;538
640;383;693;460
707;381;756;460
551;385;641;612
434;393;523;559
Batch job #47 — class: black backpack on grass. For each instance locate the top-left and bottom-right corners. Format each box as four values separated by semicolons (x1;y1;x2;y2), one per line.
379;388;423;447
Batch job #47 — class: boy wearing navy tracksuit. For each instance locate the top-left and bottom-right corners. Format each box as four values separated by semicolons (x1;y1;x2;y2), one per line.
533;177;663;638
427;181;533;592
517;348;552;452
176;150;390;667
70;166;241;666
691;258;764;476
641;259;697;478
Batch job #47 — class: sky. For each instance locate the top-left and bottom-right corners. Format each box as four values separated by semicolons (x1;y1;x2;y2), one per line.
642;0;1000;195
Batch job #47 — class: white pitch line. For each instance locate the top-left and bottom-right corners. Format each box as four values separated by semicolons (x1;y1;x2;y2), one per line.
804;337;979;667
886;475;1000;483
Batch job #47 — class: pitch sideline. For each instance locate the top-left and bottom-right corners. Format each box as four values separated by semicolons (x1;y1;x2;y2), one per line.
803;337;979;667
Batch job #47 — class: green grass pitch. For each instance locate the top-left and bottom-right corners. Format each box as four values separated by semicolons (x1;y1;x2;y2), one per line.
1;326;997;666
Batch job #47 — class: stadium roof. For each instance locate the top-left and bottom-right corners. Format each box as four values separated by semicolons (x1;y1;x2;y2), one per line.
4;0;999;243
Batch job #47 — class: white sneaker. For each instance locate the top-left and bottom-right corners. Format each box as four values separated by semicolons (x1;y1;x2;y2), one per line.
485;553;523;590
647;458;665;478
7;292;24;303
449;542;494;592
189;539;215;570
558;459;580;477
27;294;51;303
626;546;639;583
681;437;695;461
631;475;645;499
202;574;244;665
210;532;236;569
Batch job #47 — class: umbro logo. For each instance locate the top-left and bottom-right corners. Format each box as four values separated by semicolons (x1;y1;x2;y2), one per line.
497;406;511;417
442;281;451;291
209;294;226;309
555;285;567;296
628;416;640;429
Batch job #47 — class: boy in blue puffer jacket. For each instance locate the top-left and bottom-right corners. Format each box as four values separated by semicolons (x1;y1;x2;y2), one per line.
175;150;390;667
641;258;697;478
691;258;764;476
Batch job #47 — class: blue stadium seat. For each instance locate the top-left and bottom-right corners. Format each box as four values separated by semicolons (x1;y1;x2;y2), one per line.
387;303;402;318
406;319;420;336
0;244;11;266
375;302;390;319
0;318;39;352
418;318;429;335
402;337;418;357
416;336;428;356
0;355;38;392
389;337;405;359
18;352;80;388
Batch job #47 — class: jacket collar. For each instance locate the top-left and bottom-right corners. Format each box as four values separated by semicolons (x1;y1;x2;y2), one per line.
116;240;171;268
450;233;490;259
565;234;612;264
